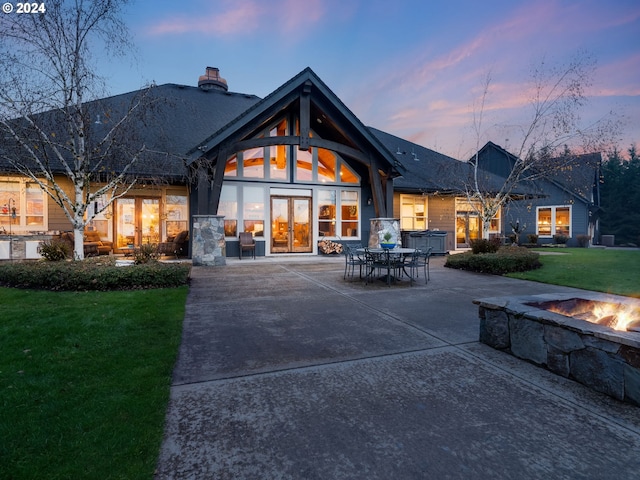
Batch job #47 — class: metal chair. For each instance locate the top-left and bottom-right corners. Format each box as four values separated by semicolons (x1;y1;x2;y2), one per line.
343;244;365;280
404;247;432;285
364;247;401;286
238;232;256;259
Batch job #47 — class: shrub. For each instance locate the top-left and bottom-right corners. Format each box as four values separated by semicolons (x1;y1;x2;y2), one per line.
576;234;591;248
553;234;569;245
470;238;500;254
38;238;71;261
527;234;539;244
0;257;190;291
133;243;160;264
445;246;541;275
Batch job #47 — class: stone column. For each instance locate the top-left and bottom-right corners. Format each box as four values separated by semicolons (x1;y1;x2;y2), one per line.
191;215;226;266
368;218;400;248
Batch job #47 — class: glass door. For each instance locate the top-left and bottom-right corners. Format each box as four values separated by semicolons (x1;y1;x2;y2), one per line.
270;196;312;253
456;211;480;249
115;197;160;249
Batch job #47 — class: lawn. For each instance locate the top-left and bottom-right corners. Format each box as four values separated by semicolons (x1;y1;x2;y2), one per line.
506;248;640;298
0;286;188;479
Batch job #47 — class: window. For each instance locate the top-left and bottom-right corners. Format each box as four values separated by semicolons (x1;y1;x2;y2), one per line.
400;195;427;230
242;148;265;178
224;155;238;177
341;190;359;237
318;189;359;238
0;178;47;232
296;148;313;182
219;185;238;237
537;206;571;238
339;162;358;184
318;190;336;237
317;149;336;183
165;194;188;238
243;186;264;237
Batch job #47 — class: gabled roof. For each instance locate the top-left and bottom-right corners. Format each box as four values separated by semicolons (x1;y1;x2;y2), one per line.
187;67;399;174
473;141;601;204
369;127;469;193
370;128;528;196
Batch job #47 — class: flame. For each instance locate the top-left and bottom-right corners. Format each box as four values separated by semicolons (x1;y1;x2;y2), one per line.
592;303;636;331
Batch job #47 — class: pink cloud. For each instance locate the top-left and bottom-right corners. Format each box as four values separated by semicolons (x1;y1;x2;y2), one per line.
144;0;331;38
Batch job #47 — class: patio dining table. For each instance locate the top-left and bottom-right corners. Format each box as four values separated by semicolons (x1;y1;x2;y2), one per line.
356;247;417;285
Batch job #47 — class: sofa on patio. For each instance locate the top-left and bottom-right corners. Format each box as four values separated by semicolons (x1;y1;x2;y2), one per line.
157;230;189;258
60;230;113;256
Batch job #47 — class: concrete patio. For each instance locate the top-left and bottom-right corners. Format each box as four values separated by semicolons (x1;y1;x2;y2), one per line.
155;255;640;479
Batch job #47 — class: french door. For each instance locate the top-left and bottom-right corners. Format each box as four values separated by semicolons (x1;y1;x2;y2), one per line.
456;211;480;249
270;196;312;253
115;197;160;249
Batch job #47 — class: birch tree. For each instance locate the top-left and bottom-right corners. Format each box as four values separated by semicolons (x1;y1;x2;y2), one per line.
0;0;152;259
466;53;619;240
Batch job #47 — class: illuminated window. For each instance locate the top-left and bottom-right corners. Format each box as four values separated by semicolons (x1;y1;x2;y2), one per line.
400;195;427;230
165;194;188;239
537;206;571;238
339;162;359;184
224;155;238;177
341;190;359;237
296;148;313;182
0;178;47;232
219;185;238;237
318;190;336;237
243;186;264;237
317;149;336;183
242;148;265;178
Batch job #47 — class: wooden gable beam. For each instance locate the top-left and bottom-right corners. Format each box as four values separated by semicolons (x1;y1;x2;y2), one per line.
299;80;312;151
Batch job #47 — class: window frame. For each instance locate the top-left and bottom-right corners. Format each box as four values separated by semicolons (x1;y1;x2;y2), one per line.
0;177;48;232
536;205;572;238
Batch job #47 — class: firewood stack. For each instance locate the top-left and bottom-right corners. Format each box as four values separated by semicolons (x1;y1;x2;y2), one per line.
318;239;343;254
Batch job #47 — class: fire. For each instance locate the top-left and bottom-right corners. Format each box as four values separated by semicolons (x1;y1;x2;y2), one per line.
591;303;637;331
542;299;640;332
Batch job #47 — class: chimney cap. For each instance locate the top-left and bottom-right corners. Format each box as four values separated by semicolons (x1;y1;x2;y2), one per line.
198;66;228;91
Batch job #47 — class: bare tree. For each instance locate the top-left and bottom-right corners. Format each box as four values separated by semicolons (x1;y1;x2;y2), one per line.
0;0;153;259
466;53;619;240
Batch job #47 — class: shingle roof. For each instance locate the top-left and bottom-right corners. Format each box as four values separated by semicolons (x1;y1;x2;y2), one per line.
0;83;261;180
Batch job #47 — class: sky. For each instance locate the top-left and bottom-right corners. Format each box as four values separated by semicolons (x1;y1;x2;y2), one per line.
105;0;640;160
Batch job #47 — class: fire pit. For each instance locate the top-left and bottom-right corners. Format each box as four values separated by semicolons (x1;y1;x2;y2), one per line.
475;292;640;405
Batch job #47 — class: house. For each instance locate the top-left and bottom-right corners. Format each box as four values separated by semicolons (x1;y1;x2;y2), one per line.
472;142;602;247
0;67;601;260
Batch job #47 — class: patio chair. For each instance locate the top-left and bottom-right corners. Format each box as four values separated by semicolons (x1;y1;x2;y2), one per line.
364;248;401;287
343;244;365;280
404;247;432;285
158;230;189;258
239;232;256;259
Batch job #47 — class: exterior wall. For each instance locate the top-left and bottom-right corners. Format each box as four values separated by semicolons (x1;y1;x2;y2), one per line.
47;176;74;232
505;181;592;246
424;196;456;252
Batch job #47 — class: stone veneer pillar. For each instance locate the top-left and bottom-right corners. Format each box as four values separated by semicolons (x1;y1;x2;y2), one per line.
191;215;226;266
368;218;400;248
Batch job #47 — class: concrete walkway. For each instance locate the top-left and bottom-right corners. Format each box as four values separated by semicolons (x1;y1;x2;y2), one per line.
155;255;640;479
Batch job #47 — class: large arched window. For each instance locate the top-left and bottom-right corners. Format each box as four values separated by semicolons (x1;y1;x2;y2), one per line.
223;118;360;186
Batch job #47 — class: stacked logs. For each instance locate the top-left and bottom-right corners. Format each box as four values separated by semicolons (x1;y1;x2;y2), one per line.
318;239;343;254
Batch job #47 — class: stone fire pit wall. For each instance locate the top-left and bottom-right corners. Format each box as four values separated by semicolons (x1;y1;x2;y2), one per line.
475;292;640;406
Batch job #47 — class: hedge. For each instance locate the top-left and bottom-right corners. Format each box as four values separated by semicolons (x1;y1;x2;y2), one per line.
0;257;191;291
445;246;541;275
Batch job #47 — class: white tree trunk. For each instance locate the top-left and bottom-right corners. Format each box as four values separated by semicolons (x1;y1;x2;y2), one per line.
73;226;85;260
482;218;492;240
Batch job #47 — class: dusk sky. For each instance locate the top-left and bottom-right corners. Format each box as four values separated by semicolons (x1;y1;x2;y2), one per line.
108;0;640;160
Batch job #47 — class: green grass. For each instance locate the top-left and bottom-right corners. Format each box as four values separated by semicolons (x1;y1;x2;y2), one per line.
0;286;188;479
506;248;640;298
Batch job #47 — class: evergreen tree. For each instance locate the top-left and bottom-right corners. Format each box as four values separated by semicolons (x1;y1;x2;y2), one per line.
600;145;640;245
